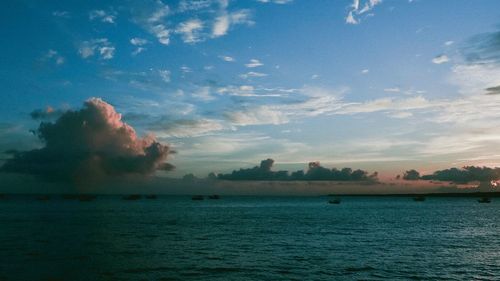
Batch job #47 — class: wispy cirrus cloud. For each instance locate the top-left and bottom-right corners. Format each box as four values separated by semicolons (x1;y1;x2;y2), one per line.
130;0;255;46
89;9;117;24
219;55;235;62
346;0;382;25
177;0;213;12
256;0;293;4
212;1;253;38
217;85;284;97
52;11;70;18
239;71;268;79
152;118;227;138
130;37;149;55
245;59;263;68
41;49;65;65
225;106;289;126
78;38;115;60
132;0;171;45
432;54;449;64
176;19;204;43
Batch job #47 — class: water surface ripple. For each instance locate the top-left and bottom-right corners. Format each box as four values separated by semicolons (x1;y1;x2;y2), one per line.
0;196;499;280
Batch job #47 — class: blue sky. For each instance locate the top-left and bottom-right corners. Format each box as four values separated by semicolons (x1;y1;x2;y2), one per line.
2;0;500;178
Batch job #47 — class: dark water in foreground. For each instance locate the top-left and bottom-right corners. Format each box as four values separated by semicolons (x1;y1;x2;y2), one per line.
0;196;499;281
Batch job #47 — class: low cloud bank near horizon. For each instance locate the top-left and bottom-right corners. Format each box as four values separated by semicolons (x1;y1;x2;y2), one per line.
404;166;500;185
212;158;379;182
1;98;173;183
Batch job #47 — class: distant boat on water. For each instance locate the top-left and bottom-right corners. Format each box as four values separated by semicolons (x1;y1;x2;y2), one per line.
208;195;220;199
328;198;341;204
413;196;426;202
192;195;204;201
145;195;157;199
123;194;141;201
478;197;491;203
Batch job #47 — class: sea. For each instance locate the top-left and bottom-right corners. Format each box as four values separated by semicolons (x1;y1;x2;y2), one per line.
0;195;499;280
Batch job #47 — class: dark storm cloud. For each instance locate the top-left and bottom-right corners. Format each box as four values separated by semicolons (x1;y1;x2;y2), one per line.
216;159;378;181
30;106;66;120
1;98;173;182
485;85;500;95
416;166;500;183
463;29;500;64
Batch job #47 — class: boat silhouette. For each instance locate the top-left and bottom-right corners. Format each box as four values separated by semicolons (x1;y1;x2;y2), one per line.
413;196;426;202
478;197;491;203
328;198;341;204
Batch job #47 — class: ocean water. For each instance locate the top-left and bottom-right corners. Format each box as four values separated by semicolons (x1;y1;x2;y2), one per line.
0;195;499;281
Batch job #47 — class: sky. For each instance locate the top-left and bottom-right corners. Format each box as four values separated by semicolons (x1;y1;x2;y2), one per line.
1;0;500;183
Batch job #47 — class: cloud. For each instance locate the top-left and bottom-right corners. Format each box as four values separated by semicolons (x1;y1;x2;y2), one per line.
180;66;192;73
52;11;70;18
245;59;263;68
388;111;413;119
256;0;293;3
130;37;148;46
176;19;204;43
152;118;227;138
239;71;268;79
221;86;446;127
212;15;230;37
449;64;500;96
221;87;342;126
130;38;149;55
384;87;400;93
432;54;449;64
225;106;289;126
217;85;284;97
219;55;235;62
132;47;146;56
1;98;173;182
78;38;115;60
30;106;66;120
191;86;215;101
420;166;500;184
89;10;117;24
217;158;377;181
211;1;253;38
485;85;500;95
361;69;369;74
42;49;65;65
158;69;171;83
346;0;382;25
133;0;171;45
129;0;253;45
337;96;437;115
463;29;500;64
178;0;213;12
